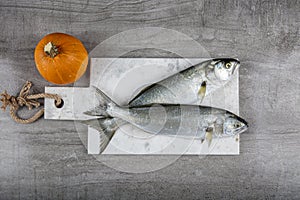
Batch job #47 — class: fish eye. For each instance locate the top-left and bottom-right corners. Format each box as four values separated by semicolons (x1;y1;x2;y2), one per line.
225;62;232;69
233;123;240;128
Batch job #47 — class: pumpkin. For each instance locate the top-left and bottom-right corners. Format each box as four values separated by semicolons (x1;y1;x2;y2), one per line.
34;32;88;85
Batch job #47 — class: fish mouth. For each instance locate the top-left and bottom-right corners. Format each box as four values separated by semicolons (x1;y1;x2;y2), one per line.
226;111;248;128
235;125;248;134
224;125;248;136
234;118;249;135
232;59;240;74
236;115;248;128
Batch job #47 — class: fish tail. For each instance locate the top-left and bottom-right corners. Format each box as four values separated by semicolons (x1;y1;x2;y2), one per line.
84;86;118;117
80;118;126;153
82;86;127;153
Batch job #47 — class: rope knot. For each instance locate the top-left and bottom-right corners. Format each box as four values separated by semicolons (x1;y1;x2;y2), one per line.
0;81;62;124
16;96;27;107
0;90;18;111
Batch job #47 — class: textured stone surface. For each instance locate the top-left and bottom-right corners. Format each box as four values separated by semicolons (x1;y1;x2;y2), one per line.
0;0;299;199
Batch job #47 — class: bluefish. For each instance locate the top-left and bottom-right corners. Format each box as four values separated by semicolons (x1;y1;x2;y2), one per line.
129;58;240;106
83;87;248;153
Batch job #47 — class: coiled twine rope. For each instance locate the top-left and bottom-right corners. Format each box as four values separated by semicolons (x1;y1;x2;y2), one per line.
0;81;62;124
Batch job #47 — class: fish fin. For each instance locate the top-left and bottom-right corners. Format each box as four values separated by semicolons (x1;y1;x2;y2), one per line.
201;138;205;143
198;81;206;104
84;86;118;117
205;127;213;147
80;118;119;154
200;128;207;143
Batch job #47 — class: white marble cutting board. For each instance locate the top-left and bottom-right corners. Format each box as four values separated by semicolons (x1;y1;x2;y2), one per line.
45;58;239;155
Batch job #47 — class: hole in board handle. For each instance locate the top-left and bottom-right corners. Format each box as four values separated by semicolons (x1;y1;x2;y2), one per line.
55;99;64;108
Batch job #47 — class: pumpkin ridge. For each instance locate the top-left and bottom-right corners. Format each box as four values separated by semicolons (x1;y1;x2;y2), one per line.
59;47;87;57
52;59;66;84
55;55;82;82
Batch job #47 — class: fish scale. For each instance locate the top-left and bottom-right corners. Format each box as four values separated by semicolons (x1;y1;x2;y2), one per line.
125;105;224;137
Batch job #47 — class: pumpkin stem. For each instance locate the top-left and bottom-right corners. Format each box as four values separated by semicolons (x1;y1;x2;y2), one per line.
44;42;59;58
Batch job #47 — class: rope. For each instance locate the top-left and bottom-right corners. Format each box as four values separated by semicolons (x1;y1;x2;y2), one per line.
0;81;62;124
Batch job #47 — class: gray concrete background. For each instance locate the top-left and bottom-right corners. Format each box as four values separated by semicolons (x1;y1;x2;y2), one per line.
0;0;299;199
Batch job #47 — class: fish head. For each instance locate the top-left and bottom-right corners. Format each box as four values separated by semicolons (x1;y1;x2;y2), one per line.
207;58;240;82
223;113;248;136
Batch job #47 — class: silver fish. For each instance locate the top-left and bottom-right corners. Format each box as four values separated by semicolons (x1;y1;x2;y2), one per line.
129;58;240;106
83;87;248;153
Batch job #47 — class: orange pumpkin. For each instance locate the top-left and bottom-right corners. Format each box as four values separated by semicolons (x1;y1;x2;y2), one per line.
34;32;88;85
